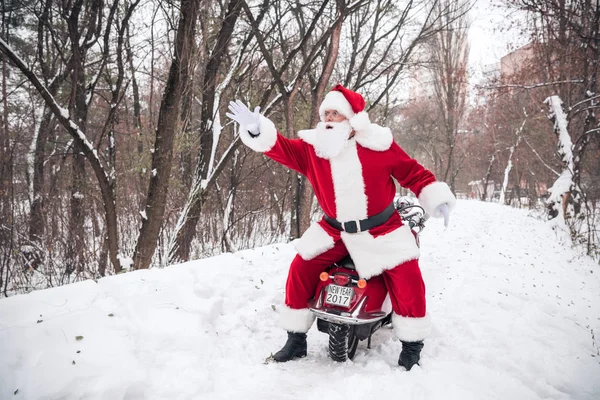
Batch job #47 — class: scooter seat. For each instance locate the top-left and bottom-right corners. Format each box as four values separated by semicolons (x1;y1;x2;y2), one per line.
336;255;356;270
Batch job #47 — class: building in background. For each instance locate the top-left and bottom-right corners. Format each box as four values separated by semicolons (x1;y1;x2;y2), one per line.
500;42;535;77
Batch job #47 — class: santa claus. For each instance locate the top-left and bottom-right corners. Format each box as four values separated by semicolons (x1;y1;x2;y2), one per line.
227;84;456;370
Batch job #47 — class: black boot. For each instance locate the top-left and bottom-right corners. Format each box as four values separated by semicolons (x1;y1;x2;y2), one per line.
398;341;424;370
273;332;307;362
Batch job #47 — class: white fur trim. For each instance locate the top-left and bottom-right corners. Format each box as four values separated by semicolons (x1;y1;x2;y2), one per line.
392;313;431;341
349;111;370;132
279;306;315;333
354;123;393;151
294;222;335;260
417;181;457;217
319;91;355;120
297;128;318;145
239;115;277;152
329;141;368;221
341;225;420;280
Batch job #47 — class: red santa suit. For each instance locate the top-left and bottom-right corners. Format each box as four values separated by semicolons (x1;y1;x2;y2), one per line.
238;85;456;343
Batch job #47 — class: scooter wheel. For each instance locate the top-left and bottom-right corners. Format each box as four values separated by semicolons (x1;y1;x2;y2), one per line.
328;323;358;362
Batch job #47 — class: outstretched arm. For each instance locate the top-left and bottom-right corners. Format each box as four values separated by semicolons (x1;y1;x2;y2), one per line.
227;100;309;174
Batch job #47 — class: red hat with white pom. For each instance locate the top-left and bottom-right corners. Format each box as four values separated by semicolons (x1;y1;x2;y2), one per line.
319;84;371;131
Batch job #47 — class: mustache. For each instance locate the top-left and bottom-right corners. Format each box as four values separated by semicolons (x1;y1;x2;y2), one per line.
317;121;350;131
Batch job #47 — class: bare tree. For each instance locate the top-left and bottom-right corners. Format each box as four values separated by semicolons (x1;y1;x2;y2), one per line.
429;0;470;189
168;0;243;264
293;0;346;235
0;0;16;296
242;0;366;239
132;0;201;269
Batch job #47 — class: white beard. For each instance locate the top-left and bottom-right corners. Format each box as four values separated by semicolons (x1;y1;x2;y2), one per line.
311;121;352;159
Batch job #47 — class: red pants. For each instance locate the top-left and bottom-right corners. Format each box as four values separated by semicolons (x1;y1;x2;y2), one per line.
284;239;426;318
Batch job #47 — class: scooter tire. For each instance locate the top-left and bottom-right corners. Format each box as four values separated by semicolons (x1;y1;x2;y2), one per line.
328;323;358;362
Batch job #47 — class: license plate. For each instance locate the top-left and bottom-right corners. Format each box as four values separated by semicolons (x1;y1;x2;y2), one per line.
325;284;354;308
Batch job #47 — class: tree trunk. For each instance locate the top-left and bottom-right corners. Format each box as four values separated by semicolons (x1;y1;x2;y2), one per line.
24;107;53;270
133;0;201;269
481;154;495;201
296;0;345;235
68;152;87;274
0;30;12;294
28;108;53;245
125;24;145;205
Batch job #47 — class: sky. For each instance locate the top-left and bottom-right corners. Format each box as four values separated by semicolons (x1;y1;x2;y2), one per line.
468;0;530;82
1;200;599;400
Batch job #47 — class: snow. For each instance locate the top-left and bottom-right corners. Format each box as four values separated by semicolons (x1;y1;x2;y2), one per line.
59;106;69;120
139;210;147;220
151;169;157;177
117;255;134;271
1;201;599;399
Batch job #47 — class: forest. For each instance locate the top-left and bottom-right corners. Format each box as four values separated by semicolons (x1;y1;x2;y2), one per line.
0;0;598;296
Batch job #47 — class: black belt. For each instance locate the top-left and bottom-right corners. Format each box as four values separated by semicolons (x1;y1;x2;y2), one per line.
324;203;395;233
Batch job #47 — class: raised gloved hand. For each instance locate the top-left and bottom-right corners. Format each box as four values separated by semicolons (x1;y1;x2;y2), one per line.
227;100;261;137
436;203;450;227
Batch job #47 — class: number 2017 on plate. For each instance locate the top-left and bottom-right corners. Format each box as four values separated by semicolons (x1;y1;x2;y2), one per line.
325;284;354;308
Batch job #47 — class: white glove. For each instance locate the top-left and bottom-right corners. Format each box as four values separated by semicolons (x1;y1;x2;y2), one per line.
436;203;450;227
227;100;261;137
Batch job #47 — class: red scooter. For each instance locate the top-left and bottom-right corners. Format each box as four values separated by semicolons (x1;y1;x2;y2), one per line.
308;197;428;362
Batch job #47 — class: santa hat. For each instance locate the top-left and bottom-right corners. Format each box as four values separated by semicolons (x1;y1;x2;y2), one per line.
319;84;371;132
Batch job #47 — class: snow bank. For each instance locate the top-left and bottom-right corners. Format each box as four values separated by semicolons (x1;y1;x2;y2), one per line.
1;200;599;399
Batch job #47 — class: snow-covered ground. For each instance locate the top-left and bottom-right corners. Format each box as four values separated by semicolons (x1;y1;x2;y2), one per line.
1;200;599;400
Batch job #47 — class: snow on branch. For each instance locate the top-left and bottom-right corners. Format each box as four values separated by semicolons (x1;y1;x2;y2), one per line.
480;79;585;91
523;137;560;176
545;96;574;166
569;93;600;111
544;95;574;215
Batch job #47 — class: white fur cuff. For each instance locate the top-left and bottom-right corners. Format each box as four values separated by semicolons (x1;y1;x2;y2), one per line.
418;181;457;217
349;111;370;132
294;222;336;260
392;313;431;341
279;306;316;333
239;115;277;152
